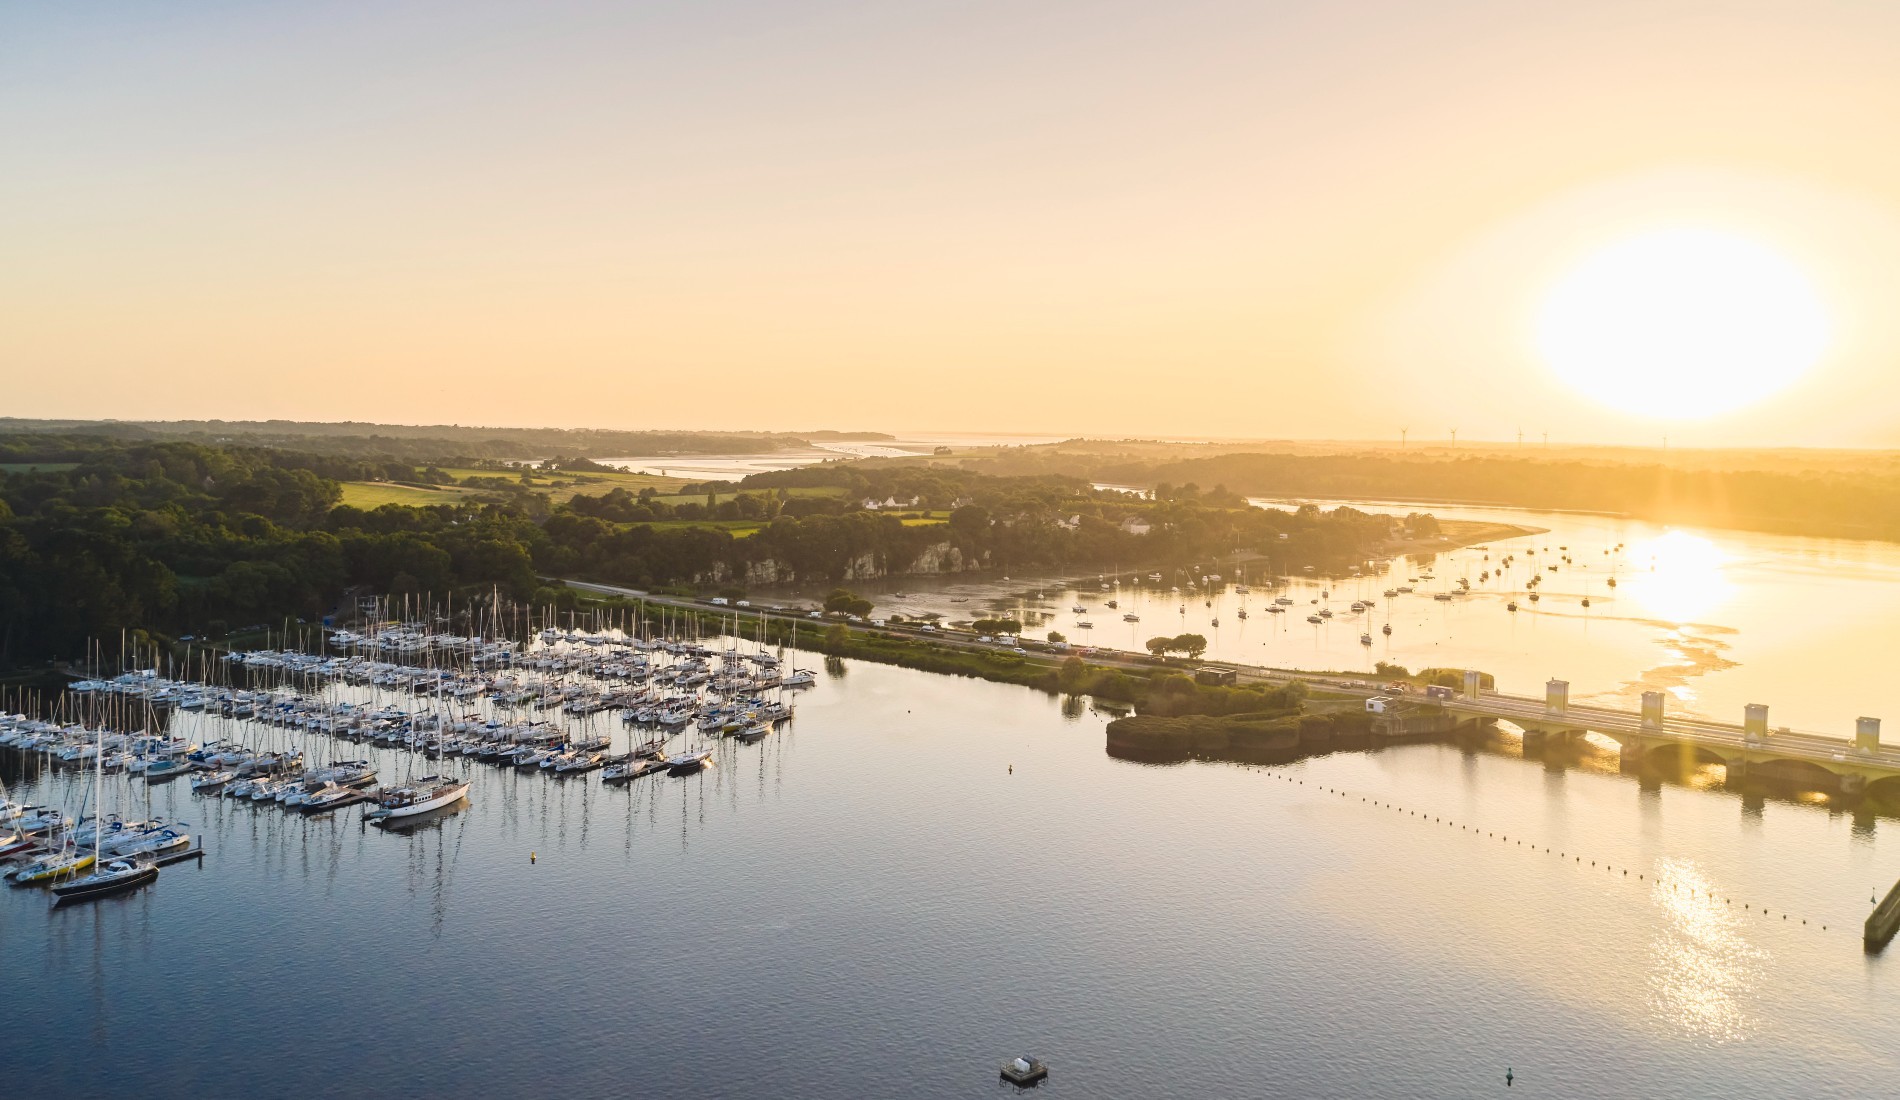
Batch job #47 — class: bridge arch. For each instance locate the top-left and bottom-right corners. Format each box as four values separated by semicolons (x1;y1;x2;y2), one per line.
1632;739;1733;782
1746;756;1850;791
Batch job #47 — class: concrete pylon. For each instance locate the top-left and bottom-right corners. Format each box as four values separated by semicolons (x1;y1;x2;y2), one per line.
1545;679;1569;716
1640;691;1664;731
1858;717;1882;754
1463;669;1482;699
1744;703;1769;742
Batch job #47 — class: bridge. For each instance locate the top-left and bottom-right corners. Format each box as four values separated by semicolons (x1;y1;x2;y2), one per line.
557;578;1900;794
1435;672;1900;795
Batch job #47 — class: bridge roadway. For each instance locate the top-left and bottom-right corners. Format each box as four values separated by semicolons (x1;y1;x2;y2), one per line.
559;579;1900;793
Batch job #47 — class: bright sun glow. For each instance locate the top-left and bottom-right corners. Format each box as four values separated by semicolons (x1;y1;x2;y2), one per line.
1536;228;1829;419
1624;529;1731;624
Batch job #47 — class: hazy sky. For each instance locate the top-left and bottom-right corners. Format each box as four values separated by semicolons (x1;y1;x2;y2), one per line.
7;1;1900;446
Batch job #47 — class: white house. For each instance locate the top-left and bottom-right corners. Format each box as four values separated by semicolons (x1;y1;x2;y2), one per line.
1119;516;1153;536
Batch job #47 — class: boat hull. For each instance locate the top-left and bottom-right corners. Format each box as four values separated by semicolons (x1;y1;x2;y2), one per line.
53;865;158;903
372;782;471;820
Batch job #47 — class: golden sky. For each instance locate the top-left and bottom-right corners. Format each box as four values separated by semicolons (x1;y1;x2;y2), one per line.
6;2;1900;445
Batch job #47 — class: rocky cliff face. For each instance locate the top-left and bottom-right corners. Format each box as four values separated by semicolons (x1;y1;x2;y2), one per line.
695;541;987;586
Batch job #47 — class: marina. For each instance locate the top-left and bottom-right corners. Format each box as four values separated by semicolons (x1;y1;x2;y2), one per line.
1;619;803;908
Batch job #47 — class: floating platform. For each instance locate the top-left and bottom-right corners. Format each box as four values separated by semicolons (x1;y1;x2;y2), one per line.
150;844;206;868
1000;1058;1048;1087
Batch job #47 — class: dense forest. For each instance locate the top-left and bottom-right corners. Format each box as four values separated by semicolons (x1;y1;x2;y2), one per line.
960;447;1900;542
0;435;1417;668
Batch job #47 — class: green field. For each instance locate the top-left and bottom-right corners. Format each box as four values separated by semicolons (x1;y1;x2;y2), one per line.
648;485;845;506
639;519;765;537
338;481;482;508
441;467;692;504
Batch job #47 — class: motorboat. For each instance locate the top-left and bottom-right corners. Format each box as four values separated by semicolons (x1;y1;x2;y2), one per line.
602;756;667;783
143;759;191;782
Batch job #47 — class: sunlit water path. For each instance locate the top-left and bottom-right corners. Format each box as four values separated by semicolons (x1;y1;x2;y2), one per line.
851;495;1900;735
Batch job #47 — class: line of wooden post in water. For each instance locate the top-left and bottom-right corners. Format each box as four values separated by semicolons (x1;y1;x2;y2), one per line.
1867;881;1900;952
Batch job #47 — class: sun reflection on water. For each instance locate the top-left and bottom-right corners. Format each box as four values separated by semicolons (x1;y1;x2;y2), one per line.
1625;531;1732;624
1647;857;1764;1042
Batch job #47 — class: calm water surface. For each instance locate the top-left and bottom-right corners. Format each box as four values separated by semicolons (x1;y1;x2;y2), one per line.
7;652;1900;1098
853;496;1900;735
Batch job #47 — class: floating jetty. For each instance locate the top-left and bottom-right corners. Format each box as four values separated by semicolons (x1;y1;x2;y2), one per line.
150;844;206;868
1866;878;1900;952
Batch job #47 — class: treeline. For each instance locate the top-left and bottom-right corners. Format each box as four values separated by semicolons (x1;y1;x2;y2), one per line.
0;437;1419;668
962;448;1900;542
0;418;892;464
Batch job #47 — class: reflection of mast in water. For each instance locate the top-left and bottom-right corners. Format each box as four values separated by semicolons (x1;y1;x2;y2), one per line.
391;805;469;940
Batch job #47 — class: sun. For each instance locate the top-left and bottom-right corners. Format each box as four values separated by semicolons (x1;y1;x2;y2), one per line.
1534;228;1829;420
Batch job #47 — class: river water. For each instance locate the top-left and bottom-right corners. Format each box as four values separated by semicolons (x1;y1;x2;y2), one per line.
14;494;1900;1097
6;645;1900;1098
851;496;1900;738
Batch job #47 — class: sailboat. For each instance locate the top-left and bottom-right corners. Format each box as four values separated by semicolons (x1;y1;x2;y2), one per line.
368;651;471;821
50;721;158;904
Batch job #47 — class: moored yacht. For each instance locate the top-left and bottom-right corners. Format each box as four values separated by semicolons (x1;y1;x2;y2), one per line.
52;857;157;904
367;776;471;820
664;749;714;775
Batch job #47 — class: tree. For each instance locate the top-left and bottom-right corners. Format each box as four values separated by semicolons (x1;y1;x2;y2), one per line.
1058;655;1088;692
1174;633;1209;660
949;504;991;536
823;587;871;615
971;617;1021;635
1146;636;1173;657
1047;630;1065;644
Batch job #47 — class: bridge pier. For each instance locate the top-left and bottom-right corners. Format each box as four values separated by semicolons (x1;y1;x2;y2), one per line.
1841;773;1867;797
1725;756;1748;786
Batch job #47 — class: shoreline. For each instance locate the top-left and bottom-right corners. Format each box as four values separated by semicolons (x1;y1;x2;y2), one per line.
1380;519;1547;559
